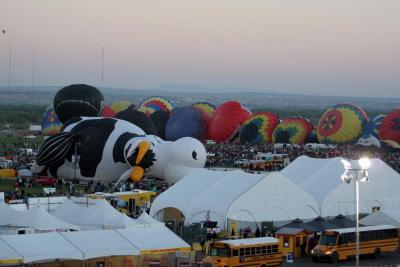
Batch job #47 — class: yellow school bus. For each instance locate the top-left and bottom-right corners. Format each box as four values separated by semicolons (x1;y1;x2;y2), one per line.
202;237;283;267
310;225;399;263
85;190;156;217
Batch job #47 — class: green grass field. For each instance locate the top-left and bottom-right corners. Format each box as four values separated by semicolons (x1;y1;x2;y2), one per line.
0;135;44;154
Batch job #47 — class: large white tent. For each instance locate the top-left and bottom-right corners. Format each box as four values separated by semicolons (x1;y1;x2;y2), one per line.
283;156;400;217
227;172;319;223
150;169;265;228
0;201;25;226
0;238;22;264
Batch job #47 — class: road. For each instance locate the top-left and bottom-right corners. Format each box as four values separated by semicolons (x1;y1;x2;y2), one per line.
281;251;400;267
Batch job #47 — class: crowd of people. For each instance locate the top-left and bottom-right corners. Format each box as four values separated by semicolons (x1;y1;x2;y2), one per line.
204;142;400;173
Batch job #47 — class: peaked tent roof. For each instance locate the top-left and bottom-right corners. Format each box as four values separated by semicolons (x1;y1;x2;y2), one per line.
136;212;164;226
227;172;319;222
0;232;84;263
20;206;80;231
360;210;400;227
0;237;23;264
0;201;25;226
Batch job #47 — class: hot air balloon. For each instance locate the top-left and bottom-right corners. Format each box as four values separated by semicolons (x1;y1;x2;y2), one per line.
110;100;133;113
192;102;216;139
115;108;158;135
379;108;400;143
41;105;63;136
100;105;117;118
362;114;385;138
138;96;173;116
150;110;170;139
165;107;206;141
239;112;279;144
306;128;318;143
208;101;252;142
317;103;368;144
53;84;104;123
272;116;314;144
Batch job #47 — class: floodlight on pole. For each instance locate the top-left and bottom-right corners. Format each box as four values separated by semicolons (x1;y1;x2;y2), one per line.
340;157;371;267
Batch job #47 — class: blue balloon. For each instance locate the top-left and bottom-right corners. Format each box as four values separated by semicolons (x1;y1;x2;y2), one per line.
165;107;206;141
363;114;386;138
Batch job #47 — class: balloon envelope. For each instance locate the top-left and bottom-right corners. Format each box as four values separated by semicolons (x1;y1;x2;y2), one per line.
100;105;117;118
150;110;170;139
379;109;400;143
115;108;157;135
317;103;368;144
239;112;279;144
53;84;104;123
363;114;385;138
208;101;252;142
110;100;133;113
272;116;313;144
138;96;173;116
165;107;206;141
41;105;63;136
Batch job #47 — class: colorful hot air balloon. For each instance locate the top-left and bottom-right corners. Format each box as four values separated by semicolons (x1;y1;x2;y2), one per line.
317;103;368;144
379;108;400;143
192;102;215;122
115;108;158;135
100;105;117;118
306;128;318;143
207;101;252;142
138;96;173;116
272;116;314;144
362;114;386;138
53;84;104;123
41;105;63;136
110;100;133;113
239;112;279;144
165;107;206;141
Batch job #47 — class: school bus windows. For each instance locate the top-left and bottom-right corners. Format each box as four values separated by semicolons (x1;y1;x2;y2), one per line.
232;249;238;256
245;247;250;256
272;245;279;253
261;246;267;254
319;234;337;246
239;248;244;256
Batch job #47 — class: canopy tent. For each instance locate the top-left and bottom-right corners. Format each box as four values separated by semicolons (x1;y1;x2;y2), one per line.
360;210;400;227
136;212;164;226
0;238;22;265
227;172;319;223
326;214;356;228
281;156;400;217
17;169;33;177
60;230;140;259
150;169;265;229
0;232;84;263
0;201;25;226
19;206;80;231
117;225;191;254
52;199;140;229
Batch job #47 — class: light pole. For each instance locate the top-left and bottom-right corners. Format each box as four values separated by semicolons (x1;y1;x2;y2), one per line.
341;157;371;267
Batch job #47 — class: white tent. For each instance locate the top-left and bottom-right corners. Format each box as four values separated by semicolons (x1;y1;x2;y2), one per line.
282;156;400;217
0;232;84;263
150;169;265;228
136;212;164;226
227;172;319;223
60;230;140;258
360;210;400;227
17;169;33;177
20;206;80;231
0;201;25;226
52;199;139;229
0;238;22;264
117;225;191;254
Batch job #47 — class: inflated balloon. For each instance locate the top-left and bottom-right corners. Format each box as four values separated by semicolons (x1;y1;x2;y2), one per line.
239;112;279;144
115;108;157;135
32;117;206;185
317;103;368;144
306;128;318;144
165;107;206;141
100;105;117;118
53;84;104;123
150;110;170;139
362;114;385;138
272;116;314;144
110;100;133;113
208;101;252;142
380;140;400;152
192;102;215;121
138;96;173;116
41;105;63;136
379;109;400;143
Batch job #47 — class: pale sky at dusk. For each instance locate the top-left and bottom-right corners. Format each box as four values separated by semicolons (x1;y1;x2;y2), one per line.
0;0;399;97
